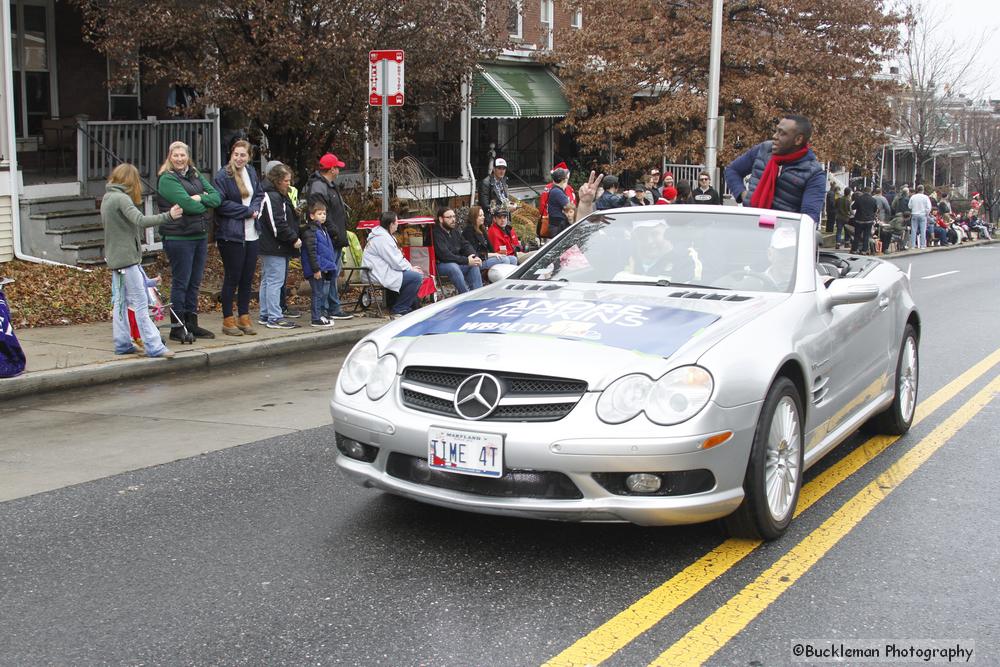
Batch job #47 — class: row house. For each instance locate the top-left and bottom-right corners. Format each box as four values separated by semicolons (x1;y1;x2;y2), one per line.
0;0;581;266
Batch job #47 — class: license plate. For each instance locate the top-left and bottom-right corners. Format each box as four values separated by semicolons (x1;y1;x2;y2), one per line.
427;426;503;478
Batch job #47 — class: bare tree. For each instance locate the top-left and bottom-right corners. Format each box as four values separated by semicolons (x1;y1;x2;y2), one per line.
894;0;988;186
958;108;1000;223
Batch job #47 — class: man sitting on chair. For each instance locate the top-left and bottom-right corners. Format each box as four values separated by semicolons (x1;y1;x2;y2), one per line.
362;211;424;319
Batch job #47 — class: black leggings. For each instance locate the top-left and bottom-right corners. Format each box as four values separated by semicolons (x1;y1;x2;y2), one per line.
217;239;259;317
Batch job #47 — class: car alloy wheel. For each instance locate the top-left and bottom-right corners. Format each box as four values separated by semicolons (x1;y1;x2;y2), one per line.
867;323;919;435
724;376;804;540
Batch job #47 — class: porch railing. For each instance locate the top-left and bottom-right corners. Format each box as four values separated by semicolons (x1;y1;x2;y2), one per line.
77;119;220;196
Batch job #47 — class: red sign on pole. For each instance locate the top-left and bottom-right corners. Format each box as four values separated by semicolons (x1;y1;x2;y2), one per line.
369;50;405;106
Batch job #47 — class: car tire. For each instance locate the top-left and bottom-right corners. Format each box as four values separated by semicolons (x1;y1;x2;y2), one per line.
865;323;919;435
723;377;804;541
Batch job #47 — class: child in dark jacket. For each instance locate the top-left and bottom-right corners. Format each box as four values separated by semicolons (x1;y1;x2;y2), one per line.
300;201;339;326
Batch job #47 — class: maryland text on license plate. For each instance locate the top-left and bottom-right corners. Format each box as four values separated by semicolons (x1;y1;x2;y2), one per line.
428;426;504;477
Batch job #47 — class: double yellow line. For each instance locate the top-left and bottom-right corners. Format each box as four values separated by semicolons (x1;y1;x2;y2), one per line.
545;346;1000;667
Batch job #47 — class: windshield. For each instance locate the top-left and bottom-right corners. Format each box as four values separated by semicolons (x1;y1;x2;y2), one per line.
518;209;801;293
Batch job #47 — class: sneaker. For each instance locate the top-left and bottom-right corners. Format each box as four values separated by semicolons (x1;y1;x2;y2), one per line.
282;307;303;319
328;311;354;320
311;317;335;328
258;316;268;326
151;348;175;359
266;318;300;330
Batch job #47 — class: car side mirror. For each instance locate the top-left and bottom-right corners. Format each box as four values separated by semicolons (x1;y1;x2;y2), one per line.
825;279;879;308
488;263;519;283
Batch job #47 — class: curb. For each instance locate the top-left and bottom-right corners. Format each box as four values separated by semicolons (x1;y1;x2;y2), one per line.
0;320;384;401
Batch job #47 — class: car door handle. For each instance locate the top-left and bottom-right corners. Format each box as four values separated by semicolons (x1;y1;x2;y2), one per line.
878;296;890;310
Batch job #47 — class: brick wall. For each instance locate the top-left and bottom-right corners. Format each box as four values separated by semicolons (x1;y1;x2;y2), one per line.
507;0;581;52
0;196;13;263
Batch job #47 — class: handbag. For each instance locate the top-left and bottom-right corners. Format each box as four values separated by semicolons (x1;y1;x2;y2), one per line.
538;214;550;239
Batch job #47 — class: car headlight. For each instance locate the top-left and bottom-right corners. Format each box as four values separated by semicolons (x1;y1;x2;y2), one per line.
596;374;654;424
596;366;713;425
340;341;379;394
365;353;398;400
644;366;713;425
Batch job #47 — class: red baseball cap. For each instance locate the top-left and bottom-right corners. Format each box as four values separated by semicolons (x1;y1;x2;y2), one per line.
319;153;346;169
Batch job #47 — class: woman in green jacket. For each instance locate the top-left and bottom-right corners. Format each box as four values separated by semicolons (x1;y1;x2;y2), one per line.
102;163;182;357
155;140;222;341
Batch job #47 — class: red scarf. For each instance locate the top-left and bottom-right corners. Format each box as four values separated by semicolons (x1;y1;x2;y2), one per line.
750;144;810;210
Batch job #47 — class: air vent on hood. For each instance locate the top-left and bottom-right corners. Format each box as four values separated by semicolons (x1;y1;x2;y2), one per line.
669;290;752;302
504;283;563;291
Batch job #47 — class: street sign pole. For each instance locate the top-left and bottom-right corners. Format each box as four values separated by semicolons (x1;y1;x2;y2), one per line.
382;58;390;212
705;0;724;187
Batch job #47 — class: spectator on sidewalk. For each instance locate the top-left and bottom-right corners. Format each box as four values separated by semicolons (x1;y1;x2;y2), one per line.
104;163;183;358
263;160;301;320
433;206;483;293
488;210;529;262
545;168;574;236
464;207;517;270
880;211;910;254
479;158;514;218
646;169;662;203
908;185;932;249
656;186;679;205
873;187;892;224
156;140;222;341
724;114;825;225
257;164;304;329
825;183;840;233
537;162;577;231
305;153;353;320
851;186;878;254
299;201;337;329
835;187;853;249
892;186;910;216
596;176;634;210
692;172;722;205
363;211;424;319
213;139;265;337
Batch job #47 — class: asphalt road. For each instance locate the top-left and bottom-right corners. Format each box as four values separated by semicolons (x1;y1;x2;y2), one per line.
1;245;998;666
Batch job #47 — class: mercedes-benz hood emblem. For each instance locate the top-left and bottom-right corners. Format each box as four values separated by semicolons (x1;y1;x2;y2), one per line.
454;373;503;420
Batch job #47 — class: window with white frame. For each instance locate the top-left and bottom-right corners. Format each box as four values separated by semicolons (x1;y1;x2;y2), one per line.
540;0;552;25
571;8;582;28
507;0;523;38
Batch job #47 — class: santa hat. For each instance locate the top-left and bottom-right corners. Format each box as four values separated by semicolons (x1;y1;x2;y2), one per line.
551;162;569;173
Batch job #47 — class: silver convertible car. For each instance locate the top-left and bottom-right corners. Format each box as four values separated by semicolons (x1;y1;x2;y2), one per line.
330;205;919;539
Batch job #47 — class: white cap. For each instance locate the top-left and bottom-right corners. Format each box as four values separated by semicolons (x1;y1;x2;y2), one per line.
494;158;508;168
770;226;797;250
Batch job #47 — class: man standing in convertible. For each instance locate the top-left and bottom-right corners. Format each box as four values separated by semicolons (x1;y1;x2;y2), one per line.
724;114;825;226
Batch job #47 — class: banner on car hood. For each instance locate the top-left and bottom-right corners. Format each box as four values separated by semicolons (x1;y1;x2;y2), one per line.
395;297;719;357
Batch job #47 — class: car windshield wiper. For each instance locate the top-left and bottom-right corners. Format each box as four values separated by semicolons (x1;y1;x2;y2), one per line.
597;279;730;290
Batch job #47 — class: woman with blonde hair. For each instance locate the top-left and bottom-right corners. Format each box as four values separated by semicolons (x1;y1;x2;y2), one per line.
213;139;265;335
102;163;183;357
156;140;221;340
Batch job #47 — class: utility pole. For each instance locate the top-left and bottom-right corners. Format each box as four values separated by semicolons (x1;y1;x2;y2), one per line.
705;0;724;186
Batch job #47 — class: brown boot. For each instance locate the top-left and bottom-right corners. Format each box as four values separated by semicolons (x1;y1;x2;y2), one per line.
237;314;257;335
222;316;243;336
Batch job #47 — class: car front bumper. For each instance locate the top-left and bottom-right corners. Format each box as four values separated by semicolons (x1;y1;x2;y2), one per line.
330;386;763;526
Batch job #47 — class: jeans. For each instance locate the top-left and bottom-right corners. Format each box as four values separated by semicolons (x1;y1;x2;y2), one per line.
112;265;167;357
835;220;847;246
436;262;483;293
259;255;288;323
852;221;873;253
323;250;344;314
483;255;518;270
393;270;424;315
163;237;208;315
217;239;259;317
910;214;927;248
308;274;332;322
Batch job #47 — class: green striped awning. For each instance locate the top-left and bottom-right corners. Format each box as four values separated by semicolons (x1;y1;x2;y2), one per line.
472;64;569;119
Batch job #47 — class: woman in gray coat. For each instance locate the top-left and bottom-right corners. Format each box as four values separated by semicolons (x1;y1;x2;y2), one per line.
102;163;182;357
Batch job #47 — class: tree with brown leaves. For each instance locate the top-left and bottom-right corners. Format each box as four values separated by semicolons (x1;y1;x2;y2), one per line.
71;0;507;180
550;0;901;173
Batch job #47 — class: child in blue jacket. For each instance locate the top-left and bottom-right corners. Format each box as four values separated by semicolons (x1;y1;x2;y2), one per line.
300;201;340;326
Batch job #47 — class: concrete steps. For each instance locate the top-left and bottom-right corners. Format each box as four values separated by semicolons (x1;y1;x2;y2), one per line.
19;195;106;266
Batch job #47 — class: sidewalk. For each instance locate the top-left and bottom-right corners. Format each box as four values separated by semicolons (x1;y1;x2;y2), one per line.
1;309;385;400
